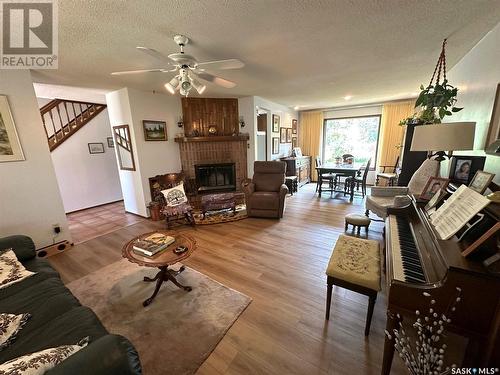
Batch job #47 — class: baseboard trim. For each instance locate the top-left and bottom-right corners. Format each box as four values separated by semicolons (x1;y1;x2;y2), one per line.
66;199;124;214
125;210;149;219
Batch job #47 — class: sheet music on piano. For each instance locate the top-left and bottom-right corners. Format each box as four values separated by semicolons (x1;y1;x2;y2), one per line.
429;184;490;240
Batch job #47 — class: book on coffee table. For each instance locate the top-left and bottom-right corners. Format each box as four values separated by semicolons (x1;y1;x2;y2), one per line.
133;234;175;257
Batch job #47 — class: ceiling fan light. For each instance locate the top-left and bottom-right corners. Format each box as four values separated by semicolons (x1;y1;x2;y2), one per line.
191;78;206;95
165;76;179;94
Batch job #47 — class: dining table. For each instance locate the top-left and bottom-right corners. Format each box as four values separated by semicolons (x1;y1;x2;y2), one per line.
316;163;362;201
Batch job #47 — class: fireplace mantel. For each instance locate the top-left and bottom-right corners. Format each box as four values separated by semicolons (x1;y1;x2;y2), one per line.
174;135;249;143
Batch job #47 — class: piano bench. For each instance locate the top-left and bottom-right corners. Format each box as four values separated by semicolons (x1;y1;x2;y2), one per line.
325;235;381;336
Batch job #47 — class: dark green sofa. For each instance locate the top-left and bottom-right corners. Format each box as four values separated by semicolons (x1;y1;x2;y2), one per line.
0;235;142;374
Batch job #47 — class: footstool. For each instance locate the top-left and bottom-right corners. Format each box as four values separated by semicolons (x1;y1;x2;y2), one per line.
345;213;371;235
325;234;381;336
201;192;236;219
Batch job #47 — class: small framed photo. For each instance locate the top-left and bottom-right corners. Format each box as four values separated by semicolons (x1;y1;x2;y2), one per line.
143;120;167;141
292;119;298;134
292;137;298;148
107;137;114;148
420;177;450;201
449;156;486;185
280;127;286;143
272;137;279;154
286;128;292;143
272;114;280;133
469;170;495;194
0;95;24;162
88;142;105;154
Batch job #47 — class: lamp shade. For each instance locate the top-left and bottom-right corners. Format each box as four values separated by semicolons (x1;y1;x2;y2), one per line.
410;122;476;152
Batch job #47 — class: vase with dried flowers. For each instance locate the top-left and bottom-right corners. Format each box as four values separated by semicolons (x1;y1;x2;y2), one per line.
385;287;462;375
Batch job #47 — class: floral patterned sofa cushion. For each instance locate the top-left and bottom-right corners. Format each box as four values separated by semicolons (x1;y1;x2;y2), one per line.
0;313;31;351
0;338;88;375
0;250;35;289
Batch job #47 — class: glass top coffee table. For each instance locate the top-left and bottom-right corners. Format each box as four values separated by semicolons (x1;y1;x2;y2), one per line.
122;230;197;306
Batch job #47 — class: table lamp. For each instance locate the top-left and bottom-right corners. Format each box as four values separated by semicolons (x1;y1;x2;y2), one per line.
410;122;476;161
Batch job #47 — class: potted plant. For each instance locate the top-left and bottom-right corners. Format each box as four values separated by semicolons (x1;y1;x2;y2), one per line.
401;40;463;126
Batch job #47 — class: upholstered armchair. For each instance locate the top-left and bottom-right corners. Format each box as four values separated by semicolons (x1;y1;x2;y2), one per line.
242;161;288;218
365;158;440;220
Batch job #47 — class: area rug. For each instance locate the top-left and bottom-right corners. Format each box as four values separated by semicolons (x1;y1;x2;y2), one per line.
67;259;251;375
192;203;247;225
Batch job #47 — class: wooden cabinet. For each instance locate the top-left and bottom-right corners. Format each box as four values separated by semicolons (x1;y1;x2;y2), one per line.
281;156;311;188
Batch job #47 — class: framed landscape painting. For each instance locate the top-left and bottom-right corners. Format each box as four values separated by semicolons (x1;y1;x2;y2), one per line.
88;142;105;154
143;120;167;141
0;95;24;162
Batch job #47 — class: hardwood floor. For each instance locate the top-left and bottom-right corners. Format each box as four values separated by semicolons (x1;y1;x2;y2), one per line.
66;201;145;244
49;184;406;374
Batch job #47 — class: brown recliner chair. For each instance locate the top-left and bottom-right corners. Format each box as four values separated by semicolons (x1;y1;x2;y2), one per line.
242;161;288;218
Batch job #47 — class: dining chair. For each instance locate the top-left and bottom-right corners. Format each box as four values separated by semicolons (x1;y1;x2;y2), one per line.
315;157;336;193
376;156;399;186
345;158;372;198
336;153;355;187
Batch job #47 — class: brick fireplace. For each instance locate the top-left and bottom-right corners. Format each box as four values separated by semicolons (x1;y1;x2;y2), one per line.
176;137;249;192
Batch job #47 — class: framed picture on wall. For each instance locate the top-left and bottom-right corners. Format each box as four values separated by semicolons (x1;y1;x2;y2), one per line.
272;137;279;154
272;114;280;133
143;120;167;141
280;127;286;143
0;95;24;162
449;156;486;185
113;124;136;171
286;128;292;143
88;142;105;154
292;119;298;134
292;137;298;148
107;137;114;148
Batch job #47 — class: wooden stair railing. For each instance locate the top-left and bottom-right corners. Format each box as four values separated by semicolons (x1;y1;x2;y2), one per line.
40;99;107;151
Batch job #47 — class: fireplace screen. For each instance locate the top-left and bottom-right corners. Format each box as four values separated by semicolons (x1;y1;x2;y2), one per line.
195;163;236;193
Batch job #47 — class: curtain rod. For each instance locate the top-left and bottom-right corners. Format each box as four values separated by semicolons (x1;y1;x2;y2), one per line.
300;97;416;113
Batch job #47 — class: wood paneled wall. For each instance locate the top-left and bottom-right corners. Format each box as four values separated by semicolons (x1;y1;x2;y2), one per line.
182;98;239;137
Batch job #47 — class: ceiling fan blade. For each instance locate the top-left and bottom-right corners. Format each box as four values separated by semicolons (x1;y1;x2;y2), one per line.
111;69;167;76
196;59;244;70
194;71;236;88
136;46;172;65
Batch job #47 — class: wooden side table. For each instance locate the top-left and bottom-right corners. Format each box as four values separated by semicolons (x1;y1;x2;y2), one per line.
122;231;197;306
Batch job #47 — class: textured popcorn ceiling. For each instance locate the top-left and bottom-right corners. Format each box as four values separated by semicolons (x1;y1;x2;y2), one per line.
31;0;500;109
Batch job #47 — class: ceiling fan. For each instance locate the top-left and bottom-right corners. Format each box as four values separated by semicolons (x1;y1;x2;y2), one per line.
111;34;244;96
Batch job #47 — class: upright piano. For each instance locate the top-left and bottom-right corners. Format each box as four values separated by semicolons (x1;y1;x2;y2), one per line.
382;197;500;374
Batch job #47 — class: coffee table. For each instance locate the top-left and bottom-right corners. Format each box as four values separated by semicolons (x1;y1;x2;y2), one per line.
122;231;197;306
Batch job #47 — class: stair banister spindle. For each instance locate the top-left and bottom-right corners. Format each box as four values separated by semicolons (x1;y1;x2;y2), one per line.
71;102;77;123
55;104;65;135
63;102;71;130
79;103;84;120
47;110;57;142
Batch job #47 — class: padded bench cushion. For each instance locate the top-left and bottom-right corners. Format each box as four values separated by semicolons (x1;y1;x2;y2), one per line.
326;235;381;291
345;214;371;226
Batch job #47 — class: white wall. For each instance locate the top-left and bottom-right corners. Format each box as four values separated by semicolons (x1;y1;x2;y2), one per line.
106;88;182;216
442;23;500;184
47;107;122;212
0;71;70;248
238;96;256;175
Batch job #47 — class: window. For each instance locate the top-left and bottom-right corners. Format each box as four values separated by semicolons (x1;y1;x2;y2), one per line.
323;115;381;168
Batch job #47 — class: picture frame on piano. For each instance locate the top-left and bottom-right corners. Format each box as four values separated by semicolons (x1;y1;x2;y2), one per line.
448;156;486;185
469;170;495;194
419;177;450;201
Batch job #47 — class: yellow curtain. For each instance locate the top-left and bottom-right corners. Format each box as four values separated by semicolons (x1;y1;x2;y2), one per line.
377;100;415;168
299;111;323;181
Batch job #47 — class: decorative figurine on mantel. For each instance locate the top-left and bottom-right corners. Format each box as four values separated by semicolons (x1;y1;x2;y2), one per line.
208;126;218;136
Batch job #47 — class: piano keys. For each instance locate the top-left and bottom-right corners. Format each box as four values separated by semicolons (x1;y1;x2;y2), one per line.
382;199;500;374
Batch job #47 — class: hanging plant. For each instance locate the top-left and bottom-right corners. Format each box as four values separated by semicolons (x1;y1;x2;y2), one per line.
401;40;463;126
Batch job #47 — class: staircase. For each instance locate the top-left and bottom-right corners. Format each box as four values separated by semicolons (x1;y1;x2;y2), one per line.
40;99;107;151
